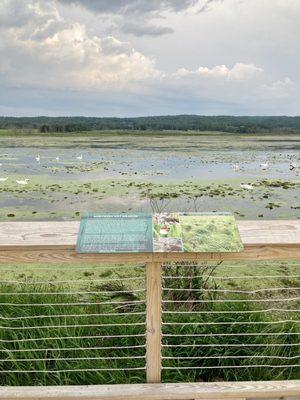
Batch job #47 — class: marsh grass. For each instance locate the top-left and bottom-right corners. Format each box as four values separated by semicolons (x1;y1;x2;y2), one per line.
0;261;299;385
0;283;146;385
162;262;300;382
162;301;300;382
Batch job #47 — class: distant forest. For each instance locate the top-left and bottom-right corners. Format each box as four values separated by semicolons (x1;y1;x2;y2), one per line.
1;115;300;133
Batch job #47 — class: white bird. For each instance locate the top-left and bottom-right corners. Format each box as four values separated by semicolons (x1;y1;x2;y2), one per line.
55;156;60;161
232;164;240;171
290;162;299;170
76;154;83;160
36;155;41;162
240;183;254;190
0;163;2;166
16;179;29;185
260;161;269;170
0;177;8;182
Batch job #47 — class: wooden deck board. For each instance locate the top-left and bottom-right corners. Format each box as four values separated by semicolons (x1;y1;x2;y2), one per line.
0;381;300;400
0;220;299;263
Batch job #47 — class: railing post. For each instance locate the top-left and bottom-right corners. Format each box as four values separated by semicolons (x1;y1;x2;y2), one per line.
146;261;162;383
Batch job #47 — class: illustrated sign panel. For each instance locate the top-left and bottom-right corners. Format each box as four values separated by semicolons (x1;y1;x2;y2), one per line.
76;213;153;253
77;212;243;253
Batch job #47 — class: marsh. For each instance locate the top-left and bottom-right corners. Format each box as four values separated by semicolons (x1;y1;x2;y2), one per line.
0;132;299;221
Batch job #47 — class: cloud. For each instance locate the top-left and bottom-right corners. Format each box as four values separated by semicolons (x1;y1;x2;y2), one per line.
0;0;160;90
174;63;263;80
57;0;199;15
121;22;174;37
57;0;203;36
197;0;224;12
0;0;299;116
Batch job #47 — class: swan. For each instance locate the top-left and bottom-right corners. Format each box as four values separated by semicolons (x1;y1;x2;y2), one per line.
76;154;83;160
232;164;240;171
260;161;269;170
0;177;8;182
56;156;60;161
16;179;29;185
240;183;254;190
36;155;40;162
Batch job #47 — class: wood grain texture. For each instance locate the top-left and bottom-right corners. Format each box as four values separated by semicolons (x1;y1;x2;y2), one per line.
146;262;162;383
0;221;299;264
0;381;300;400
0;244;299;264
0;220;299;247
237;220;300;244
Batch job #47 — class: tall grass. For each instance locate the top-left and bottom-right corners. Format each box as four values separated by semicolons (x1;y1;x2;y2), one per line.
0;283;146;385
162;262;300;382
0;261;299;385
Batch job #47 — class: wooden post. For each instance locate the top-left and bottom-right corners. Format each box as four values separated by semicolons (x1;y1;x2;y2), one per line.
146;261;162;383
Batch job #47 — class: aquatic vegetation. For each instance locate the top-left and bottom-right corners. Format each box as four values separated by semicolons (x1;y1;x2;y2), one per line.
0;134;299;220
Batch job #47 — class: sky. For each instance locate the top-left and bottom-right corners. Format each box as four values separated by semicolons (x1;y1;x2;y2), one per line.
0;0;299;117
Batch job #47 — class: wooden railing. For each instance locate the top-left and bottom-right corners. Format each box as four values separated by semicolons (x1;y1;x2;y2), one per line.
0;220;300;399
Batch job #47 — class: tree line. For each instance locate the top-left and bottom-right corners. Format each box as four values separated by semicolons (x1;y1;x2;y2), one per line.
0;115;299;133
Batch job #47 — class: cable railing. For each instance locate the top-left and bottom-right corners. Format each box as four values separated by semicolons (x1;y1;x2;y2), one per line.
0;263;147;384
161;261;300;382
0;260;300;386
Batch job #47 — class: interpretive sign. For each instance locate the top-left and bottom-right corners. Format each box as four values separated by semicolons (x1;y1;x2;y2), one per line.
76;212;153;253
77;212;243;253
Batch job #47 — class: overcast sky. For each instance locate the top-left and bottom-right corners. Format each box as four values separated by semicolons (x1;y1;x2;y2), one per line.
0;0;299;117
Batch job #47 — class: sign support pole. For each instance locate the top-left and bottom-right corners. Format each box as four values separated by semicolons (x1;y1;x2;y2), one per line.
146;261;162;383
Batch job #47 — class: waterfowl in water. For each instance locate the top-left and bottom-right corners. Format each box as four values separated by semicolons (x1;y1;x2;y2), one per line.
16;179;29;185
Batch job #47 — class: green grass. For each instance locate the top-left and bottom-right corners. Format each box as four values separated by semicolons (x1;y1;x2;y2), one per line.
1;129;300;138
162;262;300;382
162;300;300;382
0;281;146;385
0;261;299;385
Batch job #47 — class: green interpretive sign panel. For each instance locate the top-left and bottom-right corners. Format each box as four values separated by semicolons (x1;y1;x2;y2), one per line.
76;212;153;253
76;212;244;254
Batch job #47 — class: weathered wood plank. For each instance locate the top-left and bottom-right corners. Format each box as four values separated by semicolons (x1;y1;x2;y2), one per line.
0;243;299;264
0;381;300;400
0;221;299;264
0;221;79;247
238;220;300;244
0;220;299;248
250;397;299;400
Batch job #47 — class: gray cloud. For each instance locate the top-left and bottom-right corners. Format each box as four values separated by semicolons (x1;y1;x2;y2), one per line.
121;22;173;37
197;0;224;12
57;0;201;36
57;0;199;15
56;1;224;37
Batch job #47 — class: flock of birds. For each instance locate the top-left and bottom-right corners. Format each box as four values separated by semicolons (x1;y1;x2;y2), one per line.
0;154;83;185
0;154;298;188
232;160;299;191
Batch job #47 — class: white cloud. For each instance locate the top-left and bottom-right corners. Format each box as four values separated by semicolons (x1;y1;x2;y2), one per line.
0;0;159;90
0;0;299;116
174;63;263;81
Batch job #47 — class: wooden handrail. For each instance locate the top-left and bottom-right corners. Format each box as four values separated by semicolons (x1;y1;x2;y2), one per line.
1;381;300;399
0;220;299;263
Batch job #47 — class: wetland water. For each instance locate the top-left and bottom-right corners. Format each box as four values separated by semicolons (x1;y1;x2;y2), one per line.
0;133;299;220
